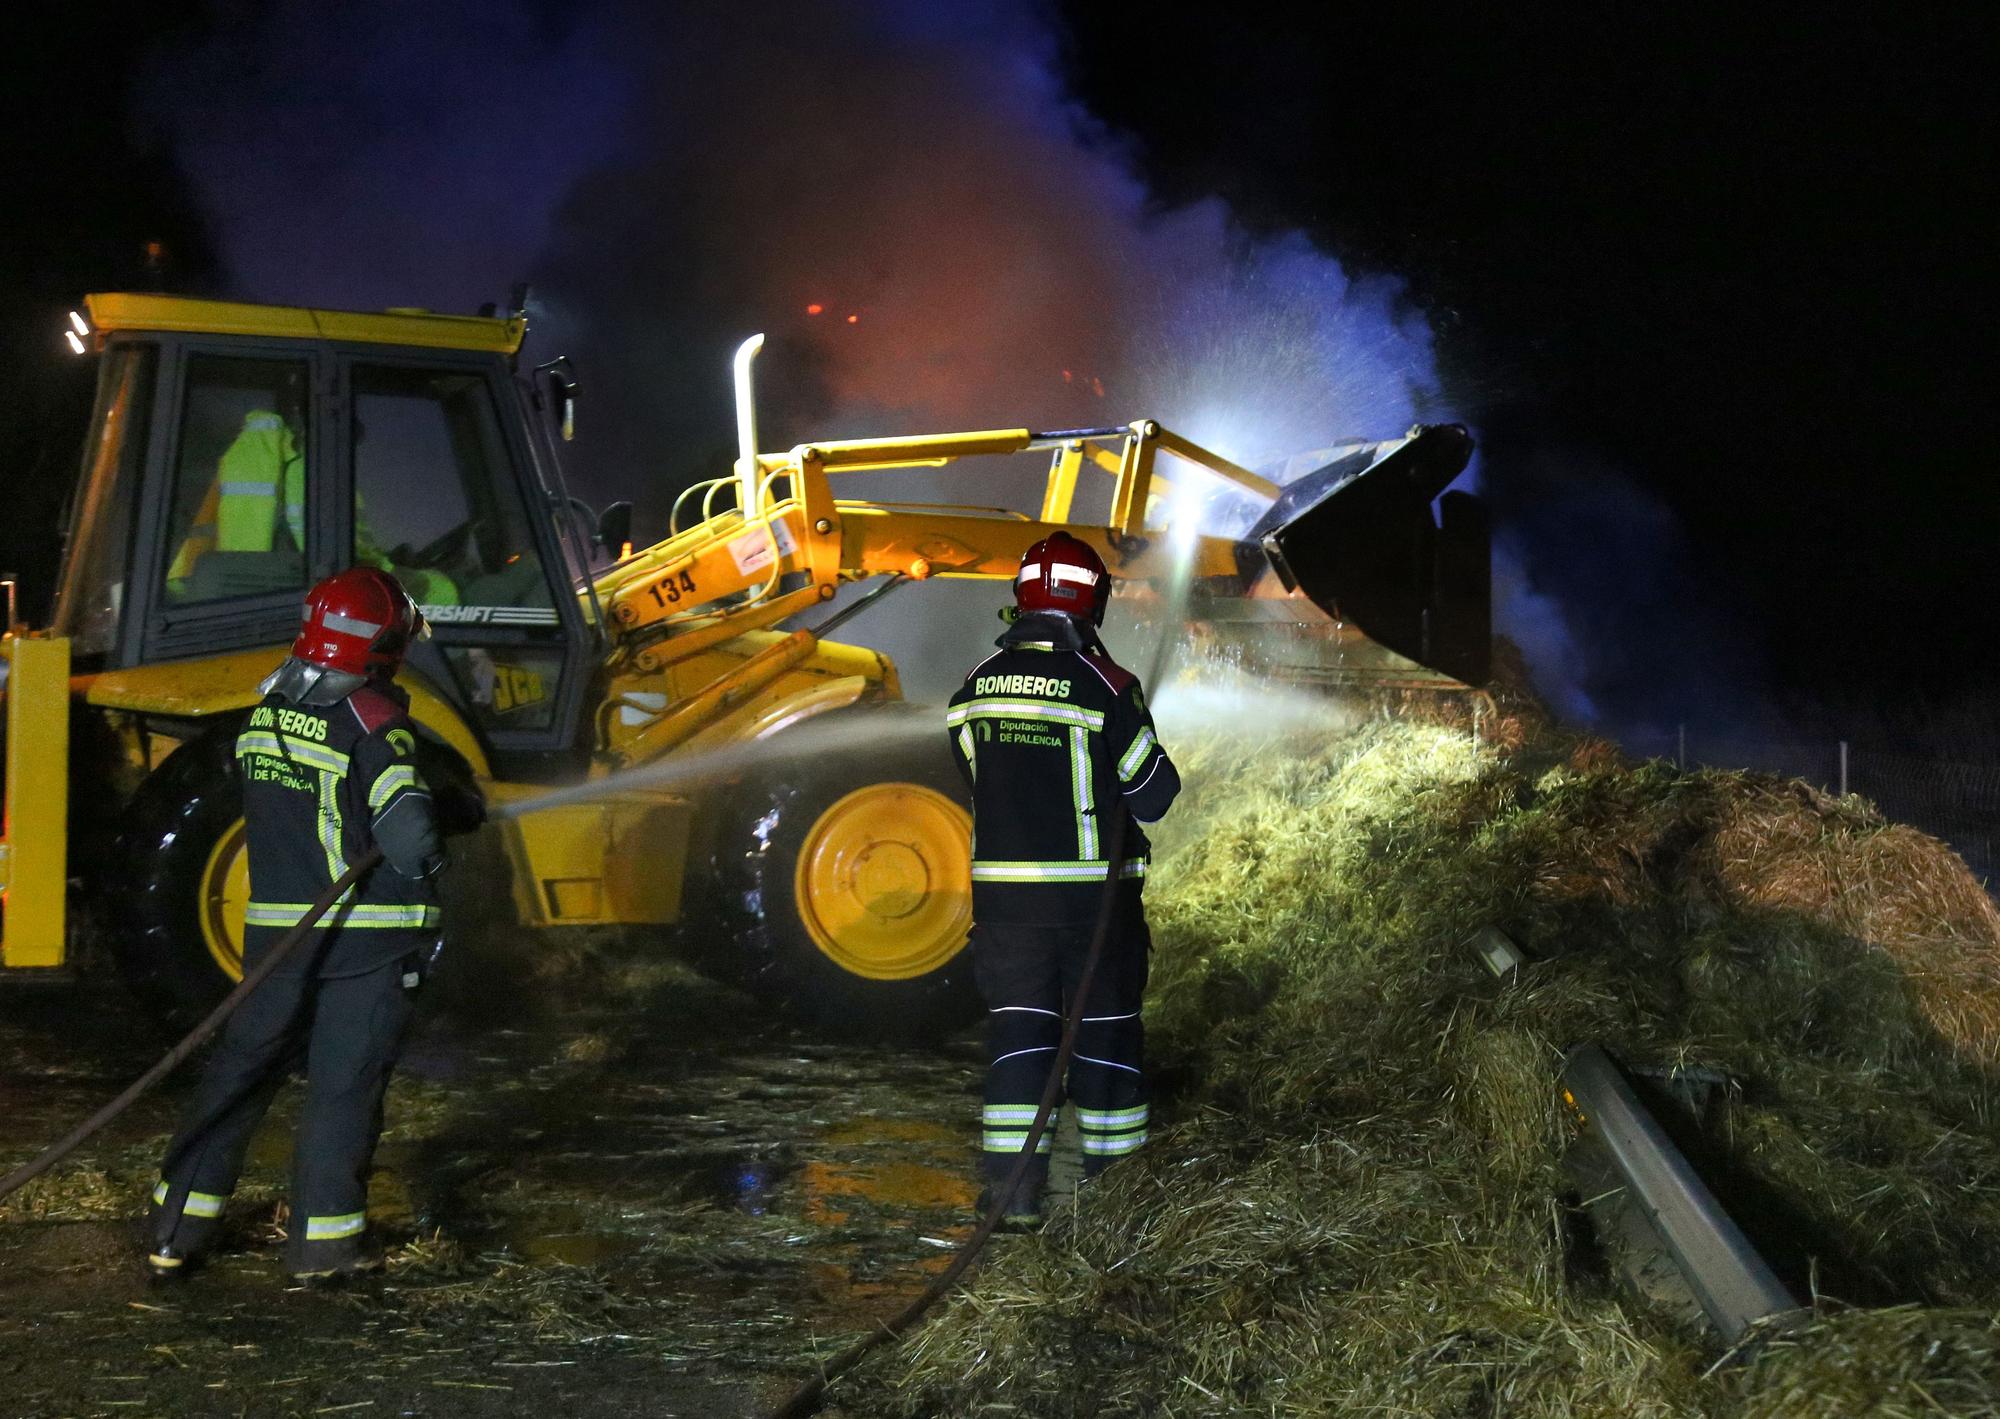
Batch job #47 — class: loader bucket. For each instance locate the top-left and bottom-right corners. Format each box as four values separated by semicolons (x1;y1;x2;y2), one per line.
1249;423;1489;686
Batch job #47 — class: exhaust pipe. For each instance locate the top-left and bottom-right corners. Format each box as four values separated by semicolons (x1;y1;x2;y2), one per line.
733;333;766;516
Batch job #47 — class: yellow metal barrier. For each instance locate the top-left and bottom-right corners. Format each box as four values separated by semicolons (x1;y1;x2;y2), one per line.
2;636;71;968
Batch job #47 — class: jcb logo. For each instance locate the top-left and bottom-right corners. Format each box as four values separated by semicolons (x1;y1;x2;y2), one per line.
493;665;547;715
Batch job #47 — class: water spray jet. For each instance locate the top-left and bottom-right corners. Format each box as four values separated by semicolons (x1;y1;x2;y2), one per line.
492;575;913;823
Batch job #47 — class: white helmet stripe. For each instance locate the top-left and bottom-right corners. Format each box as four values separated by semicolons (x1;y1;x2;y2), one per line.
322;610;386;639
1049;564;1102;587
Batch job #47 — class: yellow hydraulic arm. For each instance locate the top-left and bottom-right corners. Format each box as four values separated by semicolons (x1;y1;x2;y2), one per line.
592;419;1281;676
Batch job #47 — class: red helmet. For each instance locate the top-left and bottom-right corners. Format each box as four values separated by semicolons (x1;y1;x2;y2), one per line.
292;568;427;678
1015;531;1110;626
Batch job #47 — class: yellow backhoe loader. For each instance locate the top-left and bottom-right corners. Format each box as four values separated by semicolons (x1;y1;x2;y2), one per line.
1;293;1487;1036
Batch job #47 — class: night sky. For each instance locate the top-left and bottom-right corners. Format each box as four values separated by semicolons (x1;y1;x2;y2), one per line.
3;4;1994;739
1059;7;2000;735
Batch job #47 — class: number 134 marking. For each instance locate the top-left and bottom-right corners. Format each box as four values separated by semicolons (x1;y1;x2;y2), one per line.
648;570;697;608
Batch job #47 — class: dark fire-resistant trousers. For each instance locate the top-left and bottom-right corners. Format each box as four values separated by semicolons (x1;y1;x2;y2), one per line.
971;897;1151;1205
149;959;413;1272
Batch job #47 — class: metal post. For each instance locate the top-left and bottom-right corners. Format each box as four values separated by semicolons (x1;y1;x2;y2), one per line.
1677;723;1686;770
1839;740;1849;797
1562;1044;1802;1343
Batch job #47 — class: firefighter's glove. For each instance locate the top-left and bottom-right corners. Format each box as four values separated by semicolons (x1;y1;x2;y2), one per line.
434;779;488;836
375;795;447;879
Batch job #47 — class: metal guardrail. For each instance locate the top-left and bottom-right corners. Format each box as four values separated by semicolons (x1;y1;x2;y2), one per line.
1561;1043;1803;1343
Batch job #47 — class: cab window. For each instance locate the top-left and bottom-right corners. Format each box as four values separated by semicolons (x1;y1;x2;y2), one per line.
160;355;311;606
349;364;554;619
350;363;563;734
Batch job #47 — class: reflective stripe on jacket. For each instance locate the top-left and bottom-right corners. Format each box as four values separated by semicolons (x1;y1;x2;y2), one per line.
946;613;1180;925
236;682;441;978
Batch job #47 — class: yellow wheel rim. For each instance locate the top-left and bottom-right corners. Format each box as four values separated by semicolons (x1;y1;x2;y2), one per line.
794;783;972;982
198;819;251;982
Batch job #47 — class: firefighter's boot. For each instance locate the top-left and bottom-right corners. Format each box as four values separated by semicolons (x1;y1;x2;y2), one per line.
976;1177;1044;1232
145;1177;232;1280
286;1230;385;1283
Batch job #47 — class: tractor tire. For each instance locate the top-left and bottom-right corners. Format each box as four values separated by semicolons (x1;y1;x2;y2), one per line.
103;725;249;1032
710;721;980;1042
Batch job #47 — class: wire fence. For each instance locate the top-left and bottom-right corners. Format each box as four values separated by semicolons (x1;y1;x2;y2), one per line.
1619;728;2000;891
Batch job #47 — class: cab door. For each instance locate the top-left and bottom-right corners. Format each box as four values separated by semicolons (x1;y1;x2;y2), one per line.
331;349;591;762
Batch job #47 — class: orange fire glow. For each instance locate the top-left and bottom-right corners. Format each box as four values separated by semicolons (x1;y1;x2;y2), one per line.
846;313;860;324
806;303;824;315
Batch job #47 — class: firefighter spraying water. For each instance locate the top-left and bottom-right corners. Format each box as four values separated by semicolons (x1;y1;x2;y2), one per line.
948;533;1180;1225
146;569;466;1281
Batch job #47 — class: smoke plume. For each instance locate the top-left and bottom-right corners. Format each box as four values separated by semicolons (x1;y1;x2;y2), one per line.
145;0;1595;706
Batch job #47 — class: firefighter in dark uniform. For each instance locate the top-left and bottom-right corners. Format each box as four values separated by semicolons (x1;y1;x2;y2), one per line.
946;532;1181;1225
147;568;460;1281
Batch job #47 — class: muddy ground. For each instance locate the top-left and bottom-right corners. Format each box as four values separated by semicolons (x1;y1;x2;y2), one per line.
0;946;1027;1418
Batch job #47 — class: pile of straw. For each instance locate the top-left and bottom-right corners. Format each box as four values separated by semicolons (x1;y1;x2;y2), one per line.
850;714;2000;1417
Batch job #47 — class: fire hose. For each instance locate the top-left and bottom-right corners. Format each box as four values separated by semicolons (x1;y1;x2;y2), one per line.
0;850;383;1206
766;807;1136;1419
3;573;1187;1415
766;580;1192;1418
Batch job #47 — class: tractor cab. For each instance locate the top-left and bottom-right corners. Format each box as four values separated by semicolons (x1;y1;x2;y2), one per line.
53;294;600;764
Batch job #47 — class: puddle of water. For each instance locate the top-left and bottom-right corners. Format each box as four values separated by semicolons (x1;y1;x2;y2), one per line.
801;1159;976;1214
800;1112;977;1225
0;956;1001;1411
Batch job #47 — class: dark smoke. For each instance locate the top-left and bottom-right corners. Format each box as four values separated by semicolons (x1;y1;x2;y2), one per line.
145;0;1599;707
1483;438;1779;736
143;2;630;319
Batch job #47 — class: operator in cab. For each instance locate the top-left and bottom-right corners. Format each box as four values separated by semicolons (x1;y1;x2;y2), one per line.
146;568;468;1282
165;393;455;607
945;532;1181;1228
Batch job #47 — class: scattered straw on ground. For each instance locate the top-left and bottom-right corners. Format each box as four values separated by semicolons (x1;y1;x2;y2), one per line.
847;706;2000;1417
